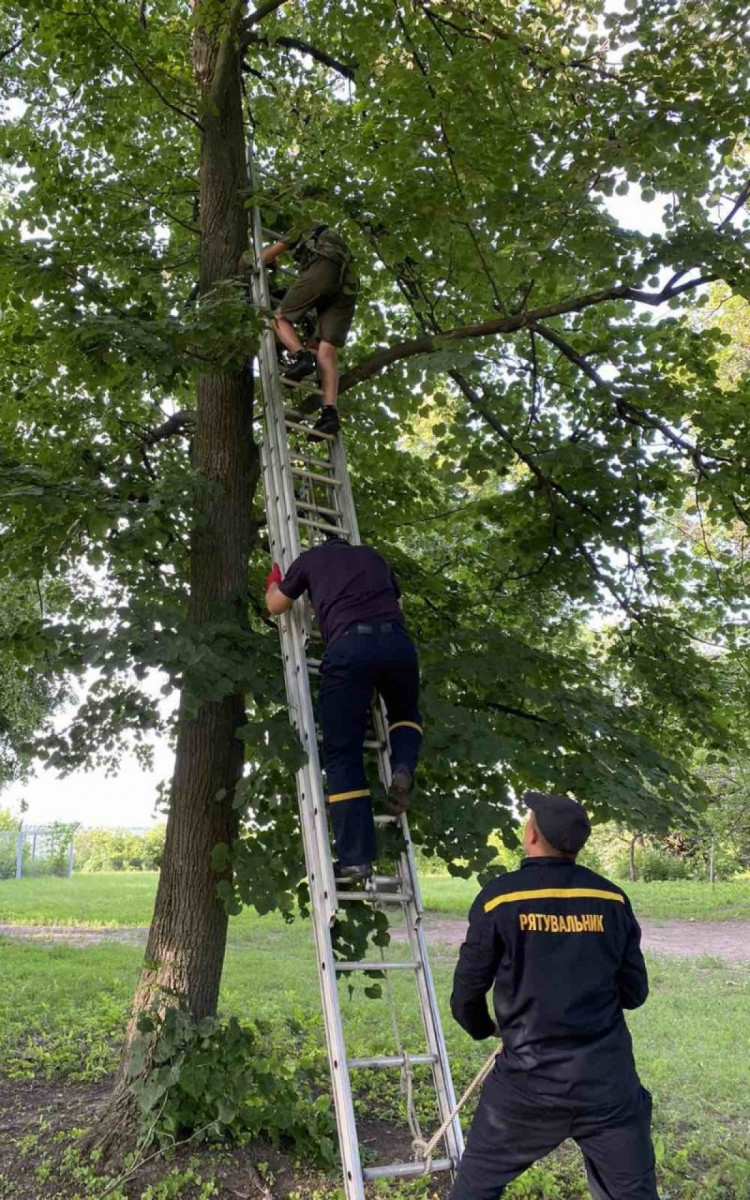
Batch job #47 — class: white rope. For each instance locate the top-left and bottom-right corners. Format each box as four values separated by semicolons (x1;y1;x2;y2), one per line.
412;1044;498;1170
378;935;499;1174
379;943;427;1153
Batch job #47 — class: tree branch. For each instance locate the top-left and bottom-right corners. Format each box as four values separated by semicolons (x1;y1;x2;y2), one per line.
140;411;196;446
529;320;734;474
449;369;645;619
338;274;717;393
719;176;750;229
0;33;23;62
84;5;202;129
486;701;549;725
244;0;288;28
242;30;357;80
449;370;603;525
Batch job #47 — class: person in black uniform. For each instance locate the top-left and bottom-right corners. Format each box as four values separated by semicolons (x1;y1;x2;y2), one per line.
450;791;658;1200
265;538;422;880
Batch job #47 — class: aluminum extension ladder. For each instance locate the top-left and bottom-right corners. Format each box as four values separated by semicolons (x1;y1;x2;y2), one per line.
248;204;464;1193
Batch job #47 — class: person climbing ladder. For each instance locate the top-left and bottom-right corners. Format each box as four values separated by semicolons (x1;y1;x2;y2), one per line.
265;536;421;880
261;221;359;438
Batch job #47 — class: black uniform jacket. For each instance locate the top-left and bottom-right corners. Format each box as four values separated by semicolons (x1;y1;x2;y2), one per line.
451;857;649;1106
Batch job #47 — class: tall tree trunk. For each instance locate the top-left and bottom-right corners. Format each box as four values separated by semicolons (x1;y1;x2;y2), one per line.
96;0;256;1149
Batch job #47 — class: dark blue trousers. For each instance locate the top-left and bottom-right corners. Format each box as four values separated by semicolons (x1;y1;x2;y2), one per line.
450;1071;658;1200
317;624;422;866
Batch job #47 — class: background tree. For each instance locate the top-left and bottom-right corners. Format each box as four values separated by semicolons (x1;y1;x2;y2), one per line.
1;0;750;1151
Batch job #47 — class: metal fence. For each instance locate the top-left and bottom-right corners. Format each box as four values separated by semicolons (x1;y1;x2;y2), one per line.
0;823;79;880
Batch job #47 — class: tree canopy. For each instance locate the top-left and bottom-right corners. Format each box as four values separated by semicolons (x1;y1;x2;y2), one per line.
1;0;750;898
0;579;65;791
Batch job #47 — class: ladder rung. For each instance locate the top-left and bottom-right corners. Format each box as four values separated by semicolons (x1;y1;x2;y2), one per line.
298;515;350;537
296;500;343;520
280;377;324;396
336;889;412;904
289;449;334;470
348;1053;437;1070
371;874;402;887
363;1159;453;1181
334;960;420;972
315;733;385;750
285;417;335;441
374;814;399;824
292;467;343;486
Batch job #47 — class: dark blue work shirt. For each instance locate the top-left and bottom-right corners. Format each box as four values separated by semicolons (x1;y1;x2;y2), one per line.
279;539;403;646
451;857;649;1106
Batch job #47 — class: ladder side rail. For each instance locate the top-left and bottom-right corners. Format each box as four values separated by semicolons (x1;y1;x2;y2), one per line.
370;698;465;1170
253;314;336;900
248;194;340;918
400;847;465;1167
247;165;366;1195
306;838;367;1199
257;391;338;922
248;144;460;1189
329;433;362;546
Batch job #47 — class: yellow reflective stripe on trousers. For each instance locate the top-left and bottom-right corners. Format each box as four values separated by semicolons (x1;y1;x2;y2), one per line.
484;887;625;913
388;721;423;734
328;788;370;804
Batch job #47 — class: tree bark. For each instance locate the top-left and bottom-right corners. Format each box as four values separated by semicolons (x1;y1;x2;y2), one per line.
628;836;637;883
96;0;256;1151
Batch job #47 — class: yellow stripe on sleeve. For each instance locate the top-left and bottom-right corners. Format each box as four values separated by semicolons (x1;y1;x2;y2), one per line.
328;788;370;804
388;721;423;734
484;887;625;913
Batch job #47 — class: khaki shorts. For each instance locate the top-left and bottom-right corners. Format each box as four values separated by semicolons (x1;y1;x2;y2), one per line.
279;256;358;348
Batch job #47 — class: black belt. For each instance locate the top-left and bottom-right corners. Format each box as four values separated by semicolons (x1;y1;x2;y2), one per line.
344;621;399;636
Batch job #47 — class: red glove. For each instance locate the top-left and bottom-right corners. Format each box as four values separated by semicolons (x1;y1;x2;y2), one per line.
265;563;282;590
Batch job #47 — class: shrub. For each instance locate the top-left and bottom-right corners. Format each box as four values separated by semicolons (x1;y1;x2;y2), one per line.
0;832;18;879
638;848;696;882
127;1005;335;1161
74;825;166;872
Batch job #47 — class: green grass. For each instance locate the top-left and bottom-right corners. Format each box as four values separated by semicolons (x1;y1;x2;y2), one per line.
0;869;748;1196
1;872;749;930
0;926;748;1199
0;873;158;927
420;873;750;921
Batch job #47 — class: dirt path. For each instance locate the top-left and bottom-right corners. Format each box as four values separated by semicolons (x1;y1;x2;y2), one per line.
419;916;750;962
0;923;149;946
1;917;749;961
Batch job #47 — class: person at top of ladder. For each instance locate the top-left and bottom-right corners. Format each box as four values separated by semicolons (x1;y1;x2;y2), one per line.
261;221;359;439
265;537;421;881
448;791;658;1200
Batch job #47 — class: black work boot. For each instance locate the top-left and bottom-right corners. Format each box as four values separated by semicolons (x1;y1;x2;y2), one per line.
282;349;317;382
387;766;414;815
334;861;374;883
308;405;341;441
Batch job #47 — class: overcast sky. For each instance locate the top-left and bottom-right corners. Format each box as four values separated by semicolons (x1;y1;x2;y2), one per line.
5;733;173;829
